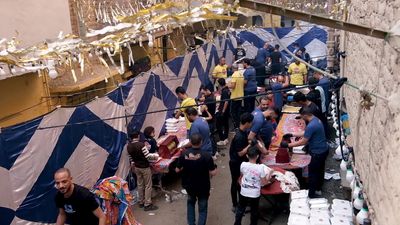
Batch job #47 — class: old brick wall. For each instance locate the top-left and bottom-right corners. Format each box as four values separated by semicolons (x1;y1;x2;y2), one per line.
343;0;400;224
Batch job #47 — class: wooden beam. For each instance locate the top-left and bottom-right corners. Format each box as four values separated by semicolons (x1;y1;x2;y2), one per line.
239;0;388;40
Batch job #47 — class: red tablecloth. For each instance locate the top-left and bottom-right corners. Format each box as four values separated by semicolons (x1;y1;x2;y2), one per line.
260;167;287;195
152;124;187;174
151;149;182;174
262;153;311;171
270;113;306;151
266;113;311;177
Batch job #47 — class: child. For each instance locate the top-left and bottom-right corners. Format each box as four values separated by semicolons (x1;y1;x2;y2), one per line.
143;126;158;153
234;146;273;225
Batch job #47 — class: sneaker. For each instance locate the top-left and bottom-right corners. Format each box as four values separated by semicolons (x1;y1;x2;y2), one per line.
144;204;158;211
138;203;144;208
217;140;225;146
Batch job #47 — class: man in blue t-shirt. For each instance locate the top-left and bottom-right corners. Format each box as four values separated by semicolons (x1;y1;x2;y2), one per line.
271;74;289;112
248;98;279;150
185;107;213;155
313;71;331;111
254;43;273;86
280;106;328;198
242;58;257;113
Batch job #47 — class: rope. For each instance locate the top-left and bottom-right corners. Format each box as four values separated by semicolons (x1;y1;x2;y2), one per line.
36;84;315;130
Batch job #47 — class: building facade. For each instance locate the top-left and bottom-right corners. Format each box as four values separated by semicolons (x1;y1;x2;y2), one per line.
343;0;400;224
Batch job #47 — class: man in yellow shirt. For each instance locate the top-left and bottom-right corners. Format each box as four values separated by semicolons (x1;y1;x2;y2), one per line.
228;64;244;128
175;86;197;131
212;57;228;84
288;60;307;86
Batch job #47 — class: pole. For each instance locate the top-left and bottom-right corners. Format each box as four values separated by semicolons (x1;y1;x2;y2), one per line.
239;0;388;40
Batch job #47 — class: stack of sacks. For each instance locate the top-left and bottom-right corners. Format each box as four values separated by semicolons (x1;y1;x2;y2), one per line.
330;199;353;225
288;190;310;225
309;198;331;225
165;118;179;133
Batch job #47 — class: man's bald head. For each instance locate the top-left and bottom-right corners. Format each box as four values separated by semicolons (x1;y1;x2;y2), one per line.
277;75;285;83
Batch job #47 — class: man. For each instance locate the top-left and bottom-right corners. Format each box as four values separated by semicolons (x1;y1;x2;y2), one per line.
271;74;290;112
280;106;328;198
313;70;331;113
127;130;159;211
212;57;228;83
175;134;217;225
248;98;278;150
229;113;254;213
268;44;282;76
288;59;307;86
300;47;311;64
307;77;324;113
175;86;197;132
229;63;244;128
54;168;106;225
186;107;213;154
293;91;324;124
254;42;272;86
242;58;257;113
216;78;230;145
199;84;216;131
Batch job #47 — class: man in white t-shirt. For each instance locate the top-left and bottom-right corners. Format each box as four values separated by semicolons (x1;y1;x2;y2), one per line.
234;146;273;225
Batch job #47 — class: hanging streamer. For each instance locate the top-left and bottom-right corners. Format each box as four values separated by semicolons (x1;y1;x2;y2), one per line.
98;56;111;83
127;44;135;66
119;52;125;75
68;57;77;83
79;53;85;75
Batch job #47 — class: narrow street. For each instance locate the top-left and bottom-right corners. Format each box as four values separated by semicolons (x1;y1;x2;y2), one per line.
133;130;348;225
133;140;288;225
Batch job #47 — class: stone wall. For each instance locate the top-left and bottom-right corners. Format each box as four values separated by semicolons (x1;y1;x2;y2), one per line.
343;0;400;224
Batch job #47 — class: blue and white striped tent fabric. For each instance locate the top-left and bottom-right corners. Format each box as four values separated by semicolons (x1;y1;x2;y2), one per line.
238;23;327;67
0;26;326;224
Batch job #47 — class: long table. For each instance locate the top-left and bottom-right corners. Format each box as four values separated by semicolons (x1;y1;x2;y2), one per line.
262;113;311;176
260;113;312;197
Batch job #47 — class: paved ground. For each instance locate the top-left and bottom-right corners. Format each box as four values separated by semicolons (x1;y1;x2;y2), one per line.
133;130;351;225
133;143;288;225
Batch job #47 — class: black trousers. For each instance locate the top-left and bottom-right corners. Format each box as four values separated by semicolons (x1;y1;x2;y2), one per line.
229;161;241;207
308;151;328;197
244;91;256;113
216;112;229;141
234;194;260;225
230;100;243;129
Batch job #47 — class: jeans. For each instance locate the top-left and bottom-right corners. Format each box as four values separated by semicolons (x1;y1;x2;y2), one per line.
187;194;209;225
135;167;153;206
229;161;241;207
230;100;243;129
244;91;257;113
208;122;217;155
216;112;229;141
308;151;329;197
234;194;260;225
